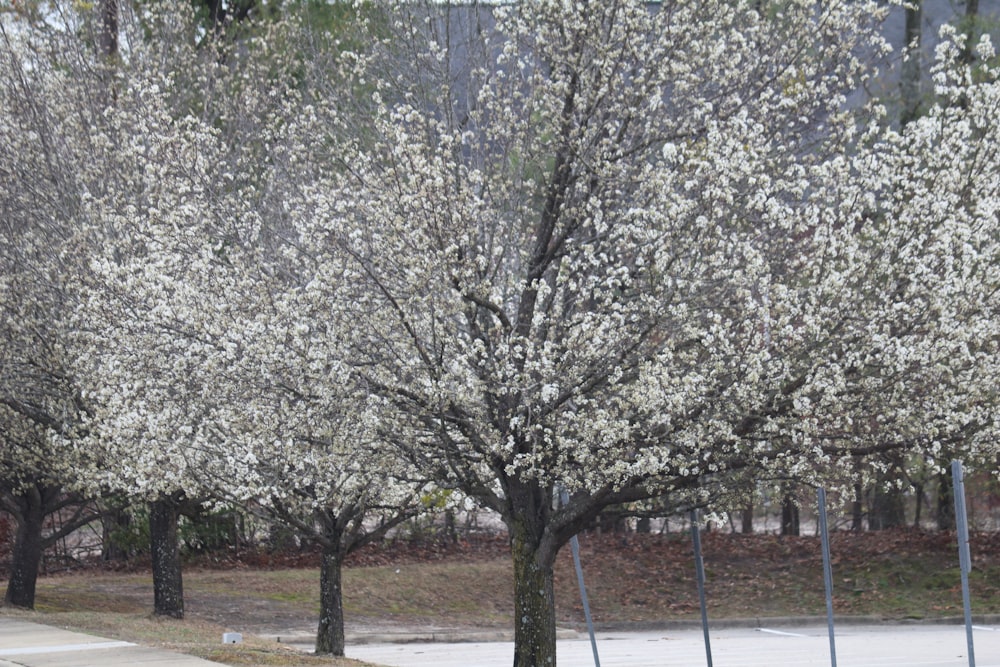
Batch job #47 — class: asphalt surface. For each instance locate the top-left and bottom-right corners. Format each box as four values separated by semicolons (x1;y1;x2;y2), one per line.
347;623;1000;667
2;616;1000;666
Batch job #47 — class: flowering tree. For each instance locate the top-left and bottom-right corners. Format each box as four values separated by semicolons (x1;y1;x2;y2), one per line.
0;1;225;615
856;26;1000;477
80;196;424;652
61;2;423;652
860;0;1000;531
4;2;229;618
0;7;112;608
283;2;1000;664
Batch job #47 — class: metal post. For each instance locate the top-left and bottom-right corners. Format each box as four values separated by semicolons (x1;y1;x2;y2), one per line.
690;510;713;667
560;489;600;667
818;488;838;667
952;460;976;667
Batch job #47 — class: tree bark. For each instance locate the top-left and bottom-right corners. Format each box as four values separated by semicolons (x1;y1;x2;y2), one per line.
100;0;118;59
3;488;45;609
149;497;184;618
852;482;864;531
101;503;132;562
936;468;955;531
900;0;922;126
510;516;557;667
741;504;754;534
962;0;980;65
780;493;800;536
870;454;908;531
870;484;906;530
315;541;347;656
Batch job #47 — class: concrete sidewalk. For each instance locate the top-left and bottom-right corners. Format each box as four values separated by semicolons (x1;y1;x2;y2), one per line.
0;617;226;667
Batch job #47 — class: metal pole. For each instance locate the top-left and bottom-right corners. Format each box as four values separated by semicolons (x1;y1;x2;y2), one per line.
951;460;976;667
690;510;713;667
818;488;838;667
560;489;600;667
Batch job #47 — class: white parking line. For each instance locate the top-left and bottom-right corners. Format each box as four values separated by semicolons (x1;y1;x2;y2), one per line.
0;641;135;656
757;628;809;637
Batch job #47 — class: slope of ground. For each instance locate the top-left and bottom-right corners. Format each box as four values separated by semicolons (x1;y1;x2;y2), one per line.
18;530;1000;630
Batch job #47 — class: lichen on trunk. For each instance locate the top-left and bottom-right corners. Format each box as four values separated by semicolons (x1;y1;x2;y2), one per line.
315;541;347;656
149;496;184;619
509;515;558;667
3;489;45;609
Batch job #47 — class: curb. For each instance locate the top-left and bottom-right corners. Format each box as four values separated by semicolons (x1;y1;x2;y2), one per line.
585;614;1000;632
271;628;579;646
270;615;1000;647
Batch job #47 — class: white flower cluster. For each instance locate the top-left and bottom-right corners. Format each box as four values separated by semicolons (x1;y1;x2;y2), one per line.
1;3;421;545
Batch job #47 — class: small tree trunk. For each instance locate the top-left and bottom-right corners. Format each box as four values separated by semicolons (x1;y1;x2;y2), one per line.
870;455;908;531
149;497;184;618
444;509;458;543
101;504;132;562
100;0;118;59
510;517;557;667
962;0;980;65
870;485;906;530
852;482;864;532
936;468;955;531
315;542;347;656
900;0;922;126
741;504;754;534
3;489;45;609
780;493;800;536
589;507;627;535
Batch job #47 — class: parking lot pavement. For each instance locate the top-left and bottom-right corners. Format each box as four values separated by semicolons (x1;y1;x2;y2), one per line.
4;615;997;667
347;624;1000;667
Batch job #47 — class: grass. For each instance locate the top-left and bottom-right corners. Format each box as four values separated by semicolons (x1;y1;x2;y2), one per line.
3;530;1000;666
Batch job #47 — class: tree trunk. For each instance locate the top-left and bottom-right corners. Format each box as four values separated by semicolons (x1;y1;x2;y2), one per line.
510;517;557;667
741;504;754;534
936;468;955;531
870;484;906;530
444;509;458;543
149;497;184;618
870;455;908;531
100;0;118;59
780;493;799;536
315;542;346;656
605;509;628;534
852;482;864;532
101;504;132;562
3;488;45;609
962;0;980;65
900;0;922;126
